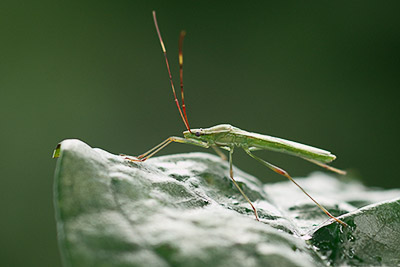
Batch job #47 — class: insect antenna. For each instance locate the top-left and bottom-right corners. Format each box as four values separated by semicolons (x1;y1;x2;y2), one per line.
179;30;191;131
152;11;191;132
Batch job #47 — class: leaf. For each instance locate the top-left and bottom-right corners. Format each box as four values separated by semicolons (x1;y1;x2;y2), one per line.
310;198;400;266
53;139;400;267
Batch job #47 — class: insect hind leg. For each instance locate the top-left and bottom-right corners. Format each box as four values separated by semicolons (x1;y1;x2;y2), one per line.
302;157;347;175
242;147;347;226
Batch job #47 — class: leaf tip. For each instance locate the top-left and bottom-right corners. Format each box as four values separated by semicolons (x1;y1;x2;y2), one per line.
52;143;61;158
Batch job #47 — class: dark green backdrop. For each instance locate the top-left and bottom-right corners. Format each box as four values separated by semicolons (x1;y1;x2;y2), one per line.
1;1;399;266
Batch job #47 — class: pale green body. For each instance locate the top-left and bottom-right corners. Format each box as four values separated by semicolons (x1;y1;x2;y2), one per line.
183;124;336;164
135;11;347;225
55;11;347;225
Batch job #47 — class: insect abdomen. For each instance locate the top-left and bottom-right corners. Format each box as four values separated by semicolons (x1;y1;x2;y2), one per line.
237;130;336;163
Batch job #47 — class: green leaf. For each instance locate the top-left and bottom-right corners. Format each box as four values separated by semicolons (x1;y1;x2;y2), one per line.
310;198;400;266
53;139;400;267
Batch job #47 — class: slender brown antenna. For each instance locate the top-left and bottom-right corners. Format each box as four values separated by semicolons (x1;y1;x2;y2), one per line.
152;11;191;132
178;30;191;131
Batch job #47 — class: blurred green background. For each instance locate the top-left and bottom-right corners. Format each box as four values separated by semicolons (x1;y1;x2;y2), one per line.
1;1;399;266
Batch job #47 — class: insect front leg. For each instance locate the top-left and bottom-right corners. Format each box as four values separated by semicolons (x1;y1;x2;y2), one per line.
125;136;209;162
242;147;347;226
228;147;260;221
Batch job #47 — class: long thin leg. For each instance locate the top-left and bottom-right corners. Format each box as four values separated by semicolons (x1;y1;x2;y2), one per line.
302;157;347;175
126;136;209;162
212;145;227;161
228;148;260;221
243;147;347;226
247;147;346;175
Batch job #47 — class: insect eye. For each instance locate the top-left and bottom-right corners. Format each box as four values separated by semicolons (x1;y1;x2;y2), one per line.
195;132;200;137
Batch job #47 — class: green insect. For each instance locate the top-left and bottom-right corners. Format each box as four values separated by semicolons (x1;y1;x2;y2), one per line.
127;11;347;226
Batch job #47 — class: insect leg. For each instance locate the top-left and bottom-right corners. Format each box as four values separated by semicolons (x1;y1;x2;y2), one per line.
228;147;260;221
301;157;347;175
211;145;227;161
125;136;209;162
243;147;347;226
